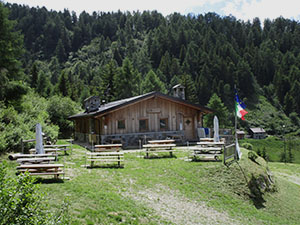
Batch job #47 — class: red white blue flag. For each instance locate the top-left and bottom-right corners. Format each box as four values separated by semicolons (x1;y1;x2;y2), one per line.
235;92;248;120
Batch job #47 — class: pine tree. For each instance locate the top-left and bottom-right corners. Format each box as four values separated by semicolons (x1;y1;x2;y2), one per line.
114;58;137;99
36;71;52;97
30;63;39;89
57;71;70;97
101;60;118;102
0;3;25;102
204;93;230;128
158;51;171;83
179;74;198;103
55;39;67;63
141;70;166;94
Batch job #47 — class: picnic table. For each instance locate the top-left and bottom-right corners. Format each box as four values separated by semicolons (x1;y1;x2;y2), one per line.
86;151;124;168
94;144;122;152
17;157;56;164
143;140;176;158
8;153;57;160
29;146;70;155
44;144;71;155
86;144;124;167
29;148;62;155
190;141;225;161
16;163;64;179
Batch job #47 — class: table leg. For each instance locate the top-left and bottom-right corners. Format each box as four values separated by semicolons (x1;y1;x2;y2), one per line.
54;167;58;179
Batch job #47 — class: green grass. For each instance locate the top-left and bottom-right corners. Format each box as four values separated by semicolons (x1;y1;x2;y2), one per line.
240;136;300;164
2;140;300;224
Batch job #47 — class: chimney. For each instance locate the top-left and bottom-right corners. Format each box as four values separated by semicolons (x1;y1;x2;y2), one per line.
172;84;185;100
84;96;100;113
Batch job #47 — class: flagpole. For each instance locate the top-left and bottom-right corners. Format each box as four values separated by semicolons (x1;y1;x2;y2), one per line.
234;85;238;160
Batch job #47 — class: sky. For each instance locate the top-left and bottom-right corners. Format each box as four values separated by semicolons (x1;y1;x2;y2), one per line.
3;0;300;22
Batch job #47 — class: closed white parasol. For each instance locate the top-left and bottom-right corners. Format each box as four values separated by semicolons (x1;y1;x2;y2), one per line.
35;123;45;154
213;115;220;142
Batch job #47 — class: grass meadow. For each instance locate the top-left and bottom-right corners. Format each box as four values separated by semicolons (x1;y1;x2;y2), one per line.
2;139;300;224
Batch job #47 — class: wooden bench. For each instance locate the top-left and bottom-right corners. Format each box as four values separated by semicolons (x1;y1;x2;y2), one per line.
86;151;124;168
148;139;175;145
199;138;215;142
44;144;71;155
17;157;56;164
94;144;122;152
196;141;225;146
143;143;176;158
29;147;68;155
16;164;64;179
191;146;222;153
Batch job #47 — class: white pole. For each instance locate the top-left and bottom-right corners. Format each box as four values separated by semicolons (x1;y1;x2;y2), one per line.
234;85;238;160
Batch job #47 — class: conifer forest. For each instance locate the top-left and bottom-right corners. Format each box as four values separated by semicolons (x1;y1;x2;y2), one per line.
1;2;300;152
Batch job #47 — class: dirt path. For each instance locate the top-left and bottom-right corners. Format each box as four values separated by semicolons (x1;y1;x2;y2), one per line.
275;172;300;186
123;185;238;225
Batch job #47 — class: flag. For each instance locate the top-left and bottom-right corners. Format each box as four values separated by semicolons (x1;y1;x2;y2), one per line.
235;92;248;120
236;140;242;160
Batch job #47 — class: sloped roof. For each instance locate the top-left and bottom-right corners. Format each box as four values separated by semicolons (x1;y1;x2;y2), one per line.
236;130;245;135
69;91;212;119
250;127;266;133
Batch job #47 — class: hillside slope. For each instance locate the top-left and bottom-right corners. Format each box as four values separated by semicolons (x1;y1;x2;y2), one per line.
4;143;300;224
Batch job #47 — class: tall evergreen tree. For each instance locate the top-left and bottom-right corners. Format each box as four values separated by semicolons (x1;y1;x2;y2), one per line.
55;39;67;63
101;60;118;102
141;70;166;94
113;58;137;99
0;2;26;102
30;62;39;89
204;93;230;128
36;71;52;97
179;74;198;103
57;71;70;97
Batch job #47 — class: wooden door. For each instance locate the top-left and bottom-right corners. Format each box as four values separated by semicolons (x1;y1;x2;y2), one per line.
184;117;194;140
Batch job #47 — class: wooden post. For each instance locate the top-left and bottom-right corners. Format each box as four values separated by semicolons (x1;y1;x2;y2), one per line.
21;139;24;154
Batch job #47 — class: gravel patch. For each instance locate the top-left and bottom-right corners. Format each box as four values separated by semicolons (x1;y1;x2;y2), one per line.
275;172;300;186
124;185;238;225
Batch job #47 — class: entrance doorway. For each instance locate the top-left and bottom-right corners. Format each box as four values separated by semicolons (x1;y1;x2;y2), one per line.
184;117;194;140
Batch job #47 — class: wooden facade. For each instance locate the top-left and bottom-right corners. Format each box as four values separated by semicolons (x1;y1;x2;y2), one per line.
70;92;212;147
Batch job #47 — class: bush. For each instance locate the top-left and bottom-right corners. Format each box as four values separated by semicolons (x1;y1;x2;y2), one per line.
248;151;258;162
47;95;81;138
0;92;59;153
0;162;70;224
241;142;253;150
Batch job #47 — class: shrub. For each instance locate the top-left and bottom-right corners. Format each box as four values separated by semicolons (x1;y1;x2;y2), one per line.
47;95;81;138
0;162;70;224
241;142;253;150
0;94;59;153
248;151;258;162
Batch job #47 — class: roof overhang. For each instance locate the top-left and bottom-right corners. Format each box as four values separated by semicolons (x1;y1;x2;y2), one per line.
69;92;213;120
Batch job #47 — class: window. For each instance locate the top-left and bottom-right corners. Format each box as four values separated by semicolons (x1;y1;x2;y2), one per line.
160;118;168;130
117;120;125;129
139;119;149;132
